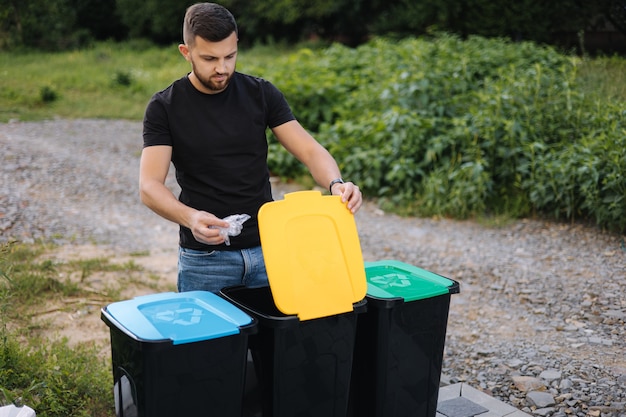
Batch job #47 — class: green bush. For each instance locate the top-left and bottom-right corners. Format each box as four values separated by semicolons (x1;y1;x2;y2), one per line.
259;34;626;232
527;106;626;230
39;86;59;103
0;36;623;231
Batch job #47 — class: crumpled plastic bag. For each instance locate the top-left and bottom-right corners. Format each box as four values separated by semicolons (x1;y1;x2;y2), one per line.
213;214;251;246
0;403;37;417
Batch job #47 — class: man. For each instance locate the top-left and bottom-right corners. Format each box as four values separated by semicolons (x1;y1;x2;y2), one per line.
139;2;362;293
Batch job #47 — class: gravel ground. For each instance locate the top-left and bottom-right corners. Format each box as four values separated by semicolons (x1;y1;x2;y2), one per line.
1;119;625;416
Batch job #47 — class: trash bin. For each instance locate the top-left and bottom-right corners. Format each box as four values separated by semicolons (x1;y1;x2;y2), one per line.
221;285;366;417
349;260;460;417
101;291;257;417
220;190;368;417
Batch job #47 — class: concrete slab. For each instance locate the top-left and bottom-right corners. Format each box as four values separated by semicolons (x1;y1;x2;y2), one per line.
437;397;489;417
438;383;532;417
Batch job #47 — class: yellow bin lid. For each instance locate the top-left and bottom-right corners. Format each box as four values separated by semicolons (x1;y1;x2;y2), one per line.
258;190;366;320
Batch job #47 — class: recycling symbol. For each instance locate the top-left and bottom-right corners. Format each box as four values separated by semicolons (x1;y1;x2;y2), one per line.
370;273;412;288
154;308;203;326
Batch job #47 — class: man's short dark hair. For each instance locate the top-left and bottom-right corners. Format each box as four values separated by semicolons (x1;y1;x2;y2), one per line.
183;2;238;45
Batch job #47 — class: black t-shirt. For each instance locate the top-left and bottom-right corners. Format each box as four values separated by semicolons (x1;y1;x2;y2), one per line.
143;72;296;250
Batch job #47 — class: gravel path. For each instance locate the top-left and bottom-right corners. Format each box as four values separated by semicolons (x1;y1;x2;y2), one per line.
1;119;625;416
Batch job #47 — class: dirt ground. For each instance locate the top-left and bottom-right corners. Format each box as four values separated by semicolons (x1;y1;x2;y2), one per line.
30;243;176;356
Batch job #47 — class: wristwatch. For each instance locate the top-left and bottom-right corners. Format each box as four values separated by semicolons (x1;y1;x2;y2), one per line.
329;178;344;193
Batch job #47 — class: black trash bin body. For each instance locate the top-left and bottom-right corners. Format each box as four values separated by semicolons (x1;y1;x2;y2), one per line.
101;291;256;417
350;260;460;417
221;285;366;417
232;190;368;417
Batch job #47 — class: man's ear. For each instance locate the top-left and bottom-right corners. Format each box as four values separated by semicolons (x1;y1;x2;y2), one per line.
178;44;190;61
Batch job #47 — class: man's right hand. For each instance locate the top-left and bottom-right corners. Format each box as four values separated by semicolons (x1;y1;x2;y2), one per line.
189;211;230;245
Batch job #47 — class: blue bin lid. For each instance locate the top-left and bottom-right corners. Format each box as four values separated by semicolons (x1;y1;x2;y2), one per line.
104;291;253;345
365;260;456;302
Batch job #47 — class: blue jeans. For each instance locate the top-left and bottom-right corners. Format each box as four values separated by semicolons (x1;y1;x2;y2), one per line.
177;246;269;293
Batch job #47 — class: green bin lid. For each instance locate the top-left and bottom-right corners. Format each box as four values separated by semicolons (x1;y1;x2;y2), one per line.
365;260;455;302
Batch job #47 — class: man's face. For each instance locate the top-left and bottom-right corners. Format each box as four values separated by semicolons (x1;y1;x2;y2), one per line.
179;32;238;94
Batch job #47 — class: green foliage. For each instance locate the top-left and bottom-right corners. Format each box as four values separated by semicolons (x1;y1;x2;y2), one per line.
0;331;113;417
112;70;133;87
115;0;189;43
257;35;626;231
0;0;84;50
0;37;624;231
1;0;622;52
527;106;626;230
39;86;58;103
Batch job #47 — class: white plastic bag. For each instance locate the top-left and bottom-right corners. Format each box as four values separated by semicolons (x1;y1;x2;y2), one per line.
0;404;36;417
213;214;251;246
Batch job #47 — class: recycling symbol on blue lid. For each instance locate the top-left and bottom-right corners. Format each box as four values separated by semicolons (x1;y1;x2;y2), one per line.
154;307;203;326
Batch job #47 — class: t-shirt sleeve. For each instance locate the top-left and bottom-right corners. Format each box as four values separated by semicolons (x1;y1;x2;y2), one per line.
263;80;296;128
143;94;173;148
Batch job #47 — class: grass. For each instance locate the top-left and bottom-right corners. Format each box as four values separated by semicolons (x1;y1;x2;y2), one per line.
1;244;143;317
0;40;185;121
0;40;295;122
1;40;625;123
576;54;626;102
0;241;168;416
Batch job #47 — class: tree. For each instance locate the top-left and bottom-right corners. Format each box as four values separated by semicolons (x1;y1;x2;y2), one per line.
1;0;623;52
73;0;127;41
116;0;190;43
607;0;626;33
0;0;78;50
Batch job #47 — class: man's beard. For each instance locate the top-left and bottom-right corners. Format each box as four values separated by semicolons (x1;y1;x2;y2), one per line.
192;62;233;92
200;73;232;91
